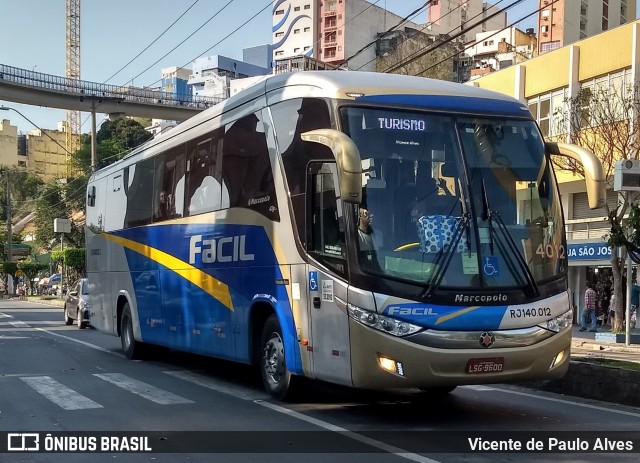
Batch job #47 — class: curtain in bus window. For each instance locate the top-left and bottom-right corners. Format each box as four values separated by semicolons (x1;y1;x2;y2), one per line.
123;158;155;228
222;111;279;221
153;144;186;222
185;130;223;216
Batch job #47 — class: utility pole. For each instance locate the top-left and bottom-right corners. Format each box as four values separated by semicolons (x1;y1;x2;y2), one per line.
6;171;12;263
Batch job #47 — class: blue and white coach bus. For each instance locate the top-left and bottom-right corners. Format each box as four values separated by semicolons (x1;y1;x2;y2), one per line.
86;71;605;399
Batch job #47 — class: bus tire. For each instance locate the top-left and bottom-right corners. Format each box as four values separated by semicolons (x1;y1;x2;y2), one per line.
260;314;296;400
120;303;143;359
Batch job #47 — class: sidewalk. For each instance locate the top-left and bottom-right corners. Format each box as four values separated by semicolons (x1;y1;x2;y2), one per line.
571;324;640;355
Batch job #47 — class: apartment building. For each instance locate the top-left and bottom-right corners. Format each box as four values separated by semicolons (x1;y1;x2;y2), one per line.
538;0;636;54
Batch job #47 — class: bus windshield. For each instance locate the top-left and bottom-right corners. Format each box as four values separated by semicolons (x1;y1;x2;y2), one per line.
341;106;565;291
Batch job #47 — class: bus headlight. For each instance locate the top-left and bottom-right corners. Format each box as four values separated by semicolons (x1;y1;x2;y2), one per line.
347;304;422;337
537;309;573;333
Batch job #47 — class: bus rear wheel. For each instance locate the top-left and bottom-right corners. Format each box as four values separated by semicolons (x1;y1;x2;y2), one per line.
260;314;296;400
120;303;143;359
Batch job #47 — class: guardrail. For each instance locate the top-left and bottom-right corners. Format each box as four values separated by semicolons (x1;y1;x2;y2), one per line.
0;63;223;109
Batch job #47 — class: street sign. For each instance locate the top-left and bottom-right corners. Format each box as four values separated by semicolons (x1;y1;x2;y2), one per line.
4;244;31;257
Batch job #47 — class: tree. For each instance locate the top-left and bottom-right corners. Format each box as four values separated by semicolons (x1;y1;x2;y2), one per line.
17;261;49;293
72;117;153;172
554;84;640;332
376;32;458;81
34;182;69;250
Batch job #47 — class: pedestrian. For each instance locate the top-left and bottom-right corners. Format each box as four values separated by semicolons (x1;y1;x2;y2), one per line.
579;283;597;332
608;288;617;327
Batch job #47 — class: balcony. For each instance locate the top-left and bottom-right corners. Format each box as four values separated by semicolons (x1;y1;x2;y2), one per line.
323;10;337;17
324;25;337;32
324;41;338;47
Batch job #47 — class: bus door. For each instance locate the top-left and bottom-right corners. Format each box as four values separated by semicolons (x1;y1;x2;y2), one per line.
306;163;352;386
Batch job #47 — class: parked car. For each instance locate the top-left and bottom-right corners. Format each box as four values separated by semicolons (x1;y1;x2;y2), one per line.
63;278;89;329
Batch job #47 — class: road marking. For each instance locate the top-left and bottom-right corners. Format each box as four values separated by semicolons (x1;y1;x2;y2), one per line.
0;309;61;313
34;328;123;356
164;370;265;401
493;387;640;418
0;321;63;326
462;385;495;391
0;312;13;318
21;376;103;410
8;321;30;328
94;373;194;405
255;400;442;463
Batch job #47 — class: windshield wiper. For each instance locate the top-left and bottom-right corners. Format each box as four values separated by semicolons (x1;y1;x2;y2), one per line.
477;174;539;297
423;212;470;299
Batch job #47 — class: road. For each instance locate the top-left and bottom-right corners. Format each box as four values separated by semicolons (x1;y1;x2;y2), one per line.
1;299;639;462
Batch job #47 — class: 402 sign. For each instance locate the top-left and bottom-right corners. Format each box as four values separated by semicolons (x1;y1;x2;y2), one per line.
567;243;612;261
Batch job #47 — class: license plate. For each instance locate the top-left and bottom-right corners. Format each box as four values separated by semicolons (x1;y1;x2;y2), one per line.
466;357;504;374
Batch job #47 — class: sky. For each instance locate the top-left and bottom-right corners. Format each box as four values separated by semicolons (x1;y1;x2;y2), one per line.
0;0;575;134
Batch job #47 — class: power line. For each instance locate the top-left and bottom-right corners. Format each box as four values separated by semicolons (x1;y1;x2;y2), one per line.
383;0;523;74
124;0;238;90
80;1;201;132
414;0;558;78
144;0;274;89
353;0;474;72
104;0;200;85
340;1;432;67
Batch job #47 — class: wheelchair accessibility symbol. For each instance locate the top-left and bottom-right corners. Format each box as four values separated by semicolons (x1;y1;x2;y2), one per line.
309;271;318;291
483;256;499;277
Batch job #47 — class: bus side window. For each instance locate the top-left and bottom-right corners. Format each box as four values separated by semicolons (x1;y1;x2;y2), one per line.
123;158;155;228
222;112;279;220
153;144;186;222
309;163;346;276
185;129;223;216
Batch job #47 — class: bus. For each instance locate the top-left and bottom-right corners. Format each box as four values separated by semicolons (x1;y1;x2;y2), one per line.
86;71;605;400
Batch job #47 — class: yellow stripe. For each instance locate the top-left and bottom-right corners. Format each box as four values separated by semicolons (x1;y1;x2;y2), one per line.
436;306;481;325
102;233;234;311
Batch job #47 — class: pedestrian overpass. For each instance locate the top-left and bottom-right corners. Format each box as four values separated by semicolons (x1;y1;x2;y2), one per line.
0;63;221;122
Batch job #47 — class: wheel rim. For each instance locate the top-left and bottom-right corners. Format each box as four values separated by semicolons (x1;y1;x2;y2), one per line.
123;315;133;349
263;332;285;385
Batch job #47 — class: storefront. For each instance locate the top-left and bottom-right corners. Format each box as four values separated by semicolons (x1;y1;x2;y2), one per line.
568;241;619;321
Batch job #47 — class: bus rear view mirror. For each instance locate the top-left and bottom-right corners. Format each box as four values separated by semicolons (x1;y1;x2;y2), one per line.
545;142;606;209
301;129;363;204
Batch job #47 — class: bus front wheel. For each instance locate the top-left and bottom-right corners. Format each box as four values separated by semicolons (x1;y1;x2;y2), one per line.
260;314;296;400
120;303;143;359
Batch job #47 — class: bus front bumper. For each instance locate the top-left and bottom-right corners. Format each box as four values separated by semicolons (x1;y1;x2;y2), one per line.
349;318;571;390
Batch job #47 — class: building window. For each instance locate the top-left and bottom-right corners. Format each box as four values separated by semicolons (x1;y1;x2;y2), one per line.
305;4;311;9
294;6;300;11
294;29;300;34
294;48;300;53
540;40;560;53
304;27;310;32
275;9;284;15
304;46;310;51
275;32;284;37
275;51;284;56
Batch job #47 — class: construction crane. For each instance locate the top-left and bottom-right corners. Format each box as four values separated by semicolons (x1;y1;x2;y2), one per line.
65;0;81;178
